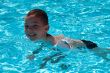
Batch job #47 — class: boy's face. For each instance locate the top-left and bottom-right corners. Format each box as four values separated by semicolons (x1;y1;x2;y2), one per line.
25;15;48;41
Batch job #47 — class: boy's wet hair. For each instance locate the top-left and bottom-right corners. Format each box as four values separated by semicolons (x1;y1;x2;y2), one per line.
27;9;48;25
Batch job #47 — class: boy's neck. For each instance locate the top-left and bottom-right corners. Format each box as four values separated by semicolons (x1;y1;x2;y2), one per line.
45;33;56;45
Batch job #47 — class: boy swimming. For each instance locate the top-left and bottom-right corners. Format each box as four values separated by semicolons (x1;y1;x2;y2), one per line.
25;9;110;62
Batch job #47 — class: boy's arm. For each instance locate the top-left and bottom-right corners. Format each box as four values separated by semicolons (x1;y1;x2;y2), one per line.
27;43;44;60
92;47;110;61
27;43;60;60
71;39;110;60
32;45;43;54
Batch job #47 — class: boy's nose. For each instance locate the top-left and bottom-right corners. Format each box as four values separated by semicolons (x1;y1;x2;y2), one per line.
28;26;33;29
27;26;34;30
27;27;34;32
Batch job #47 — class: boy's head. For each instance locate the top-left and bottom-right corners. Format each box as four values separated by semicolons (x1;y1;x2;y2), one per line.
25;9;49;41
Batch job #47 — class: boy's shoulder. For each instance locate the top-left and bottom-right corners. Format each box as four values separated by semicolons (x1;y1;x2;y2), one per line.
54;34;64;42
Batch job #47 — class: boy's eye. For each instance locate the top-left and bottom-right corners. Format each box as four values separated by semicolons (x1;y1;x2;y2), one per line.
34;25;38;27
25;25;28;28
33;25;38;28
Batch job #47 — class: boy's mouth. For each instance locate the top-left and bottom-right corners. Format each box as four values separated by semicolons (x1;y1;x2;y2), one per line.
27;33;37;37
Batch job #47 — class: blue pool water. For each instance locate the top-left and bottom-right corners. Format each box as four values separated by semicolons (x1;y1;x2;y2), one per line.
0;0;110;73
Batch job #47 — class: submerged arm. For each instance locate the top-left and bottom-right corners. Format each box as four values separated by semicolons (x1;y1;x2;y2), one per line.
92;47;110;61
27;43;44;60
71;39;110;60
32;44;44;54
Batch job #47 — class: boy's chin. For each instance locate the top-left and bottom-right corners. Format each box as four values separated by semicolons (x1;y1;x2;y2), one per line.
29;38;45;43
29;37;38;41
26;35;44;41
29;37;43;41
26;36;37;41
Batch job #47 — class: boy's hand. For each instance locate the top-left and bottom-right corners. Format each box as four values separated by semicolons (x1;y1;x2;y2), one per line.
27;54;35;60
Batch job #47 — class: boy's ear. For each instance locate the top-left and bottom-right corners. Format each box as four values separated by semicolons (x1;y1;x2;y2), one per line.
24;16;28;21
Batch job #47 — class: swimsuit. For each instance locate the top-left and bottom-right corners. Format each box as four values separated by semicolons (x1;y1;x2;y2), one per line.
81;40;98;49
